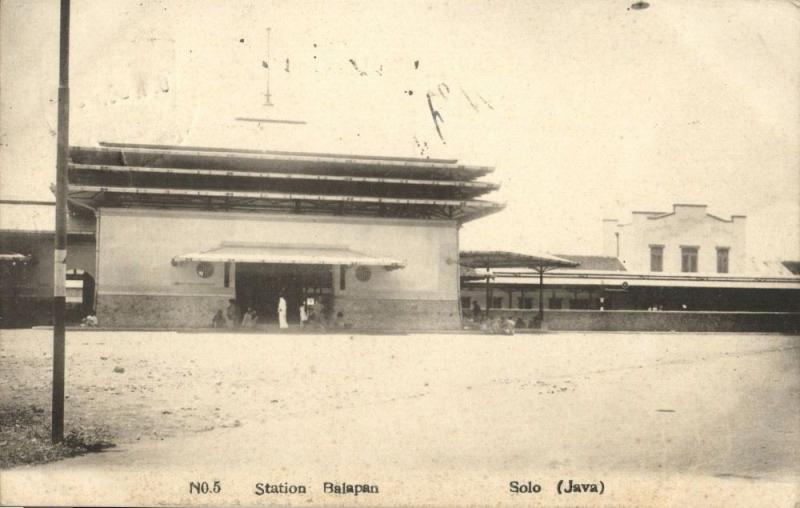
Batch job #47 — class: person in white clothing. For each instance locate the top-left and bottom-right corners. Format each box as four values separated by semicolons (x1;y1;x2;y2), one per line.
277;294;288;329
299;302;308;326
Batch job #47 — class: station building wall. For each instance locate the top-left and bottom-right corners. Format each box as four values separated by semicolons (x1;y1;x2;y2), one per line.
604;204;747;274
95;208;460;329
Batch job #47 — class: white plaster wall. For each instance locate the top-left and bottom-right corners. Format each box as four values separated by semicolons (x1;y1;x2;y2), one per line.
616;206;746;274
97;208;458;301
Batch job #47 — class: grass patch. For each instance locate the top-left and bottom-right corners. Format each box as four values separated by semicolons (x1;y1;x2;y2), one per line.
0;404;115;469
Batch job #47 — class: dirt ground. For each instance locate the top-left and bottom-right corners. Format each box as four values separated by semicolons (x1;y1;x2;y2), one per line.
1;329;798;506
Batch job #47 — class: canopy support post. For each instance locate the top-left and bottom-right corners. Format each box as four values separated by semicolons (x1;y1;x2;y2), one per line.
484;266;491;321
537;266;544;325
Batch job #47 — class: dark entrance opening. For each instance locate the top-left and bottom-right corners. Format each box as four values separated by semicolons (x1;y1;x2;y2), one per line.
235;263;333;325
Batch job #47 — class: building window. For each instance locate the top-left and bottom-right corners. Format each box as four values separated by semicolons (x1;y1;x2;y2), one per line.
716;247;729;274
548;297;562;309
355;266;372;282
570;299;589;310
339;266;347;290
196;262;214;278
681;246;698;273
492;297;504;309
650;245;663;272
518;297;533;309
461;297;472;309
223;262;230;287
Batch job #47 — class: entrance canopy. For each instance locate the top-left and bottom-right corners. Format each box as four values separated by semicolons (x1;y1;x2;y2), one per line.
0;251;31;264
172;242;405;269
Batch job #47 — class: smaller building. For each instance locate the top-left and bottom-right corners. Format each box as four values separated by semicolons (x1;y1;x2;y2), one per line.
603;203;746;274
0;200;97;327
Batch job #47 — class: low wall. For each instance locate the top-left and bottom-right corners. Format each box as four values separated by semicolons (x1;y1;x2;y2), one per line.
334;296;460;330
1;297;85;328
97;294;230;328
486;309;800;333
95;294;460;330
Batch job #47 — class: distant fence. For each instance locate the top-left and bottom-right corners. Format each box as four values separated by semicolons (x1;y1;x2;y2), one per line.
485;309;800;334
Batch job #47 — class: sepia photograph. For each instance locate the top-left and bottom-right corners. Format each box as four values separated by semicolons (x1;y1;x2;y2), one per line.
1;0;798;506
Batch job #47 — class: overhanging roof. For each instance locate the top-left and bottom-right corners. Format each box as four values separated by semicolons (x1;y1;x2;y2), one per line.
172;243;405;269
0;251;31;263
67;144;504;223
459;250;580;270
553;254;626;271
0;200;95;235
461;270;800;290
80;142;494;181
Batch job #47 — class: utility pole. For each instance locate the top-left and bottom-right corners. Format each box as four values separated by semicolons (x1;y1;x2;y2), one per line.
52;0;70;444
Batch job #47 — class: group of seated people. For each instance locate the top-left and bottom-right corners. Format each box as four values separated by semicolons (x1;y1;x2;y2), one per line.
463;311;541;333
212;300;260;329
211;299;339;330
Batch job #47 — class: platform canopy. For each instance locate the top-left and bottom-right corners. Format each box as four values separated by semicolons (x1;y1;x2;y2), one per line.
460;250;580;321
459;250;579;271
172;243;405;269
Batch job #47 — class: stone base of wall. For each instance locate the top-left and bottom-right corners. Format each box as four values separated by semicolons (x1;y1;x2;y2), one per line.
1;297;86;328
96;294;460;330
97;294;230;328
486;309;800;334
333;296;460;330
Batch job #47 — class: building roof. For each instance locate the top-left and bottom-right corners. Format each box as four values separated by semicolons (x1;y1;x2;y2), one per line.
0;200;95;235
67;143;504;223
613;203;746;225
783;261;800;276
460;250;579;270
554;254;627;272
745;258;797;277
461;271;800;290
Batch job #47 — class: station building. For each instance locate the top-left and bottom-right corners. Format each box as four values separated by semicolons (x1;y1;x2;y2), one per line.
38;142;503;330
460;204;800;332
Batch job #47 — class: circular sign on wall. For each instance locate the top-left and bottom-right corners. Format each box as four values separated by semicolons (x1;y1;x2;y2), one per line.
355;266;372;282
196;262;215;278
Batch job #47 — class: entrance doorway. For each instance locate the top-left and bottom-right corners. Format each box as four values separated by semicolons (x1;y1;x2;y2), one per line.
235;263;333;325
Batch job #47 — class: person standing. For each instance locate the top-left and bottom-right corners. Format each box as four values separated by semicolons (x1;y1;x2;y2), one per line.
471;301;482;322
299;302;308;326
225;299;242;328
277;293;288;329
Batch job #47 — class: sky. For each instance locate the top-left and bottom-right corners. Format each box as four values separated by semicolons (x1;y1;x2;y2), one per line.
1;0;798;261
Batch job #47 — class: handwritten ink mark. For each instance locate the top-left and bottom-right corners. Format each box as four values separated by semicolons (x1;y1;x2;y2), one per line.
477;93;494;110
461;88;479;112
285;58;290;72
348;59;367;76
426;93;445;143
414;60;420;69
